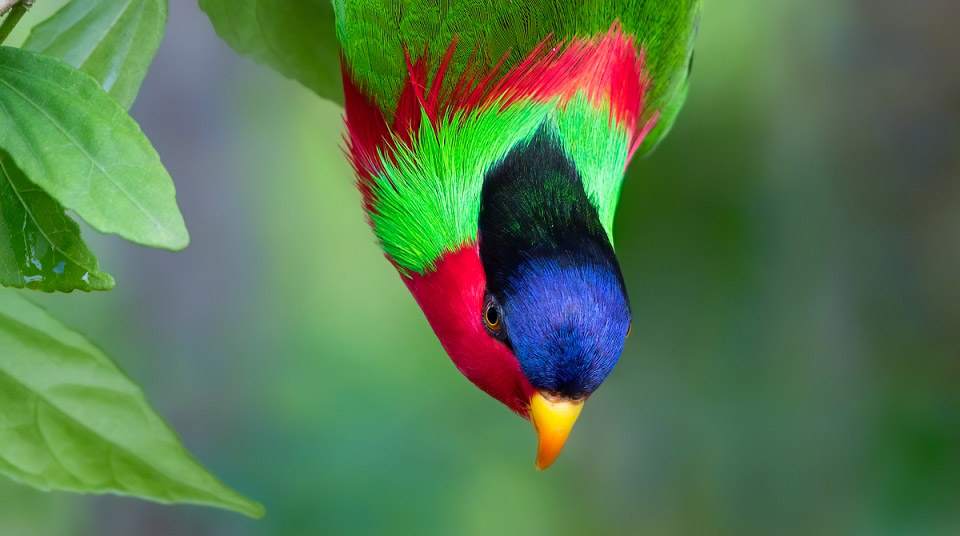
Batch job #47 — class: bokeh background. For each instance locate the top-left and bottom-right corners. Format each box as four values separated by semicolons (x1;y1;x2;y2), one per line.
3;0;959;534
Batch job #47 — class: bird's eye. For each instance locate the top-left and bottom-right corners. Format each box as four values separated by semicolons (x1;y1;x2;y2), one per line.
483;301;502;333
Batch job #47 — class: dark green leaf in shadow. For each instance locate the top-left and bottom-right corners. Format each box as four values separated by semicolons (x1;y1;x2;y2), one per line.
22;0;167;110
0;288;265;518
0;47;189;250
0;149;114;292
199;0;343;105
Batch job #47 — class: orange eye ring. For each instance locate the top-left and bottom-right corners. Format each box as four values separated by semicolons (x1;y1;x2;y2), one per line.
484;302;502;332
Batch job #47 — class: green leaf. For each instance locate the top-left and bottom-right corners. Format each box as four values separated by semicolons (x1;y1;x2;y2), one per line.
0;148;114;292
199;0;343;105
22;0;167;110
0;288;264;518
0;47;189;250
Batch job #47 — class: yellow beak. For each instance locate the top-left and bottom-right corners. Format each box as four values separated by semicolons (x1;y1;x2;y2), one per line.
529;391;584;470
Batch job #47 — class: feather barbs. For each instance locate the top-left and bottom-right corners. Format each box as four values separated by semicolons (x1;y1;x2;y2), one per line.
341;21;655;274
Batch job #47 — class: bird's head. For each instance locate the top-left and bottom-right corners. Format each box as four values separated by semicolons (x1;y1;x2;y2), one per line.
480;254;631;468
404;128;631;469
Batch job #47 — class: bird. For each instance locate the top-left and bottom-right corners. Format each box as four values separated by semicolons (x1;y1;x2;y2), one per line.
334;0;701;469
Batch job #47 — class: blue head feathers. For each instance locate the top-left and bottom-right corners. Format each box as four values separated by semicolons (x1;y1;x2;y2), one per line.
500;257;630;396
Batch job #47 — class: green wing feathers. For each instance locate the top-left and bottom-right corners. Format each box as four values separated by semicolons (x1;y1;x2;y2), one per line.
335;0;700;154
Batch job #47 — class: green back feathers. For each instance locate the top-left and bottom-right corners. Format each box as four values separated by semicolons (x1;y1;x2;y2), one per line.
335;0;700;154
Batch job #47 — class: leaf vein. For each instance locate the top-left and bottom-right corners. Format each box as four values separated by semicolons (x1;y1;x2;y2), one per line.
0;360;218;501
0;70;169;236
0;156;101;281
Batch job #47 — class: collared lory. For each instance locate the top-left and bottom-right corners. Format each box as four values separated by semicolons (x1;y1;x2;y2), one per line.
334;0;701;469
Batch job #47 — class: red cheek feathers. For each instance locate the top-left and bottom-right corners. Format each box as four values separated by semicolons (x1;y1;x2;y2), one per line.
402;243;535;417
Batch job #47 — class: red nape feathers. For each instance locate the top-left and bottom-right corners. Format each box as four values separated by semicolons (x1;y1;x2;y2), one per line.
403;244;536;416
342;21;655;212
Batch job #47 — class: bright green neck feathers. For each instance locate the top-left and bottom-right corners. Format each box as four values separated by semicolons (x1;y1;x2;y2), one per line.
369;94;630;274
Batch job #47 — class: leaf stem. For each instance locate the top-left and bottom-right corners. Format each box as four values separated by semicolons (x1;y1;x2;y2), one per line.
0;2;27;46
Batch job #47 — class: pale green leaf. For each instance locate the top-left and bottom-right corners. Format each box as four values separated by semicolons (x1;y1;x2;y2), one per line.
0;287;264;518
0;148;114;292
199;0;342;105
0;47;189;250
22;0;167;110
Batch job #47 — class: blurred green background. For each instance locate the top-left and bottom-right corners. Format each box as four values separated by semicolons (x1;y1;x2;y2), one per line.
3;1;959;535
